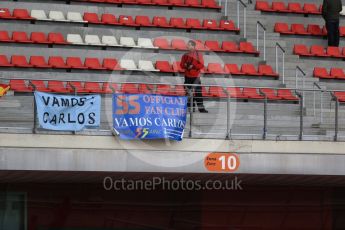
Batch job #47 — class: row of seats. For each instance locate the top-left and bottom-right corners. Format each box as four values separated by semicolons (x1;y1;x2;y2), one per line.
293;45;345;59
256;1;321;15
78;0;221;9
9;79;297;100
275;22;345;37
313;67;345;80
0;8;238;32
0;55;278;77
0;30;259;55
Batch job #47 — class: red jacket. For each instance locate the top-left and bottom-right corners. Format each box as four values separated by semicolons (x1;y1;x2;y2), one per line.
180;50;204;78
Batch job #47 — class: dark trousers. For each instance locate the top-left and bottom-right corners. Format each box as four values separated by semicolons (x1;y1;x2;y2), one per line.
184;77;205;109
326;20;340;47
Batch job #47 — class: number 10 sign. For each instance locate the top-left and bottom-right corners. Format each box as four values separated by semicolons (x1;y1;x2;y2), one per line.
204;153;240;172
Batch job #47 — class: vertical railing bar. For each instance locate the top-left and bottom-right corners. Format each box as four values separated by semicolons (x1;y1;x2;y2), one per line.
334;99;339;141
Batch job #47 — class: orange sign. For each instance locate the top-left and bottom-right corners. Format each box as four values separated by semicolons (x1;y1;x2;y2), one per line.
204;153;240;172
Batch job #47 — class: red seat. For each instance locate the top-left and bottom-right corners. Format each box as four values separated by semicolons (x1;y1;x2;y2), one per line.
84;82;104;93
313;67;332;78
171;39;187;50
287;2;303;13
241;64;260;76
239;42;259;55
11;55;33;67
340;27;345;37
156;84;173;95
291;24;310;35
0;8;14;19
29;80;51;92
202;19;222;30
307;24;323;36
152;16;172;28
48;81;70;93
330;68;345;79
172;61;184;72
310;45;328;57
101;14;118;25
201;0;221;8
66;57;88;69
195;40;208;51
12;31;32;43
0;31;13;42
152;0;170;6
274;22;292;34
0;55;14;67
83;12;101;24
255;1;273;11
226;87;246;98
118;15;137;26
277;89;298;100
334;92;345;101
135;15;154;27
122;83;139;94
48;56;69;69
102;82;118;94
10;79;32;92
327;46;342;58
169;0;185;6
48;32;68;44
243;88;264;99
170;17;188;28
174;85;185;96
137;0;153;5
272;2;290;12
205;40;222;52
30;56;52;68
138;84;153;94
303;3;320;14
260;88;282;100
221;41;240;52
207;63;225;74
186;18;203;29
12;9;34;20
224;64;242;75
30;32;52;44
185;0;200;7
258;64;278;77
102;58;122;70
313;67;331;79
219;20;237;31
156;61;174;72
293;44;312;56
153;38;172;49
209;86;227;98
67;82;89;93
85;57;106;70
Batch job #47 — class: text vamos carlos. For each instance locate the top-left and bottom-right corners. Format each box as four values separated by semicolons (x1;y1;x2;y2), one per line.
35;92;101;131
41;96;96;125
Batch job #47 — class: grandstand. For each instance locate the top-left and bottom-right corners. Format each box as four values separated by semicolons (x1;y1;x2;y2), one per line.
1;0;345;229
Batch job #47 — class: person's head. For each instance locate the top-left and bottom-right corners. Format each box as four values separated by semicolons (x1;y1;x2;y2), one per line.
187;40;196;50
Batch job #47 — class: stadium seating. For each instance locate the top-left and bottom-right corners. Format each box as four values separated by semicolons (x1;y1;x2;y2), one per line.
314;67;345;79
293;45;345;59
256;1;321;15
275;22;345;37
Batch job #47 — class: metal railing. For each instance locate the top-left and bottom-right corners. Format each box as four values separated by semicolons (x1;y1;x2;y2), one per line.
313;82;323;123
295;66;307;106
275;43;285;84
2;78;345;141
236;0;247;38
256;21;266;61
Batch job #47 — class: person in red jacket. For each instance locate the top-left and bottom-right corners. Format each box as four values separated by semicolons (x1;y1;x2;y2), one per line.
180;40;208;113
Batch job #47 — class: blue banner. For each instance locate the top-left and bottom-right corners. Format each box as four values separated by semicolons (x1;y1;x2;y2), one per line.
112;94;187;141
34;92;101;131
